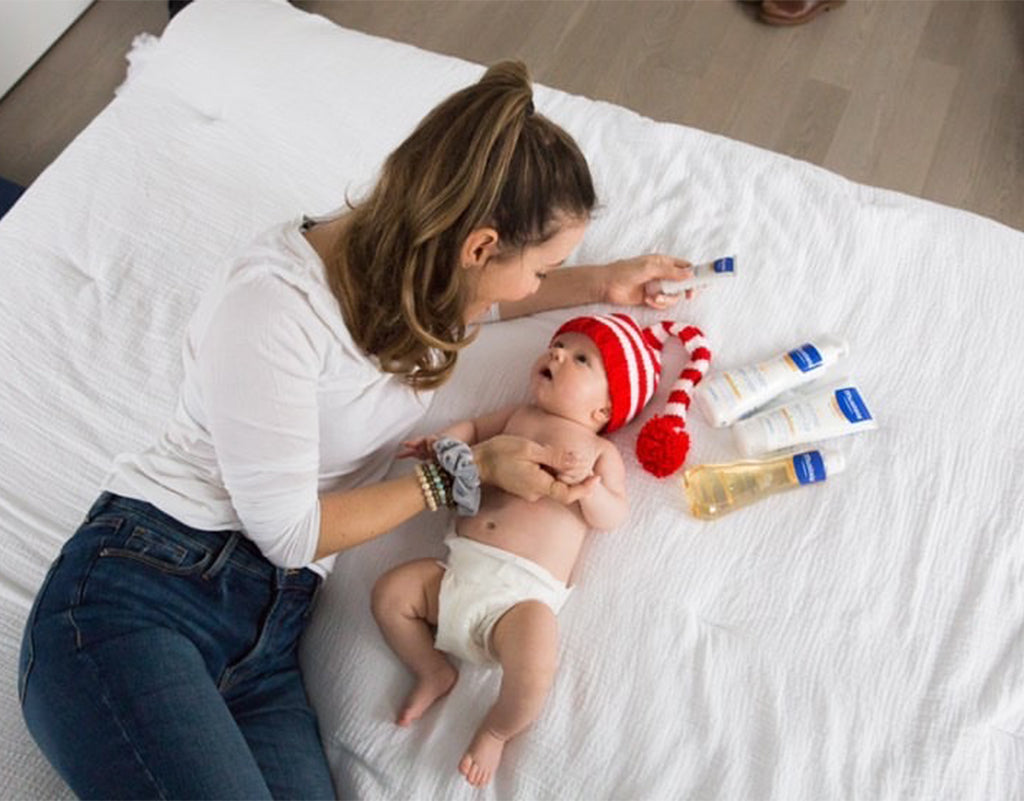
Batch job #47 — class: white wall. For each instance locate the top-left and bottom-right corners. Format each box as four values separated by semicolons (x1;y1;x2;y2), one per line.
0;0;93;99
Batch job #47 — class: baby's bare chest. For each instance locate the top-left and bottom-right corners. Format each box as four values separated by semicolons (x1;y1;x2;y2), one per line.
504;407;601;472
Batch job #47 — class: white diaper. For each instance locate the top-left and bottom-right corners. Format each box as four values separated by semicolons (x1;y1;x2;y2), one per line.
435;534;572;665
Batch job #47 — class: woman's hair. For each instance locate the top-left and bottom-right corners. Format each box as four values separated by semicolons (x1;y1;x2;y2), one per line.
326;60;597;390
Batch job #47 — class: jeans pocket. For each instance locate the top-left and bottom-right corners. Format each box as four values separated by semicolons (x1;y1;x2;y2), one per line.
99;525;212;576
19;554;64;706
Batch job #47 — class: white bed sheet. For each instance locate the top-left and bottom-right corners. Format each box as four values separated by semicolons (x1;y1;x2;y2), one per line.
0;1;1022;798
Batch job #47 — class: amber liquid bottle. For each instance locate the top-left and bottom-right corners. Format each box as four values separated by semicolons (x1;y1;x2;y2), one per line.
682;448;845;520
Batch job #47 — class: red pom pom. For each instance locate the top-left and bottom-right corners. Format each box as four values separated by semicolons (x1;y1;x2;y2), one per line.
636;414;690;478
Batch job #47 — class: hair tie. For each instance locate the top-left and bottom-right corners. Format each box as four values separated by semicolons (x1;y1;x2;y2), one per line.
432;437;481;516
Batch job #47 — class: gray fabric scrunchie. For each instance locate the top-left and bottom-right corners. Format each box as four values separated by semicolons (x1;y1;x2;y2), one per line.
433;437;481;517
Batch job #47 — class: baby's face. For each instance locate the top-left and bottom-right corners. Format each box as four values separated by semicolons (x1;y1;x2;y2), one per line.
529;332;611;430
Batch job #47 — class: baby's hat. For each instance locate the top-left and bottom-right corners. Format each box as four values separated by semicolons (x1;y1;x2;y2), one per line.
552;313;711;477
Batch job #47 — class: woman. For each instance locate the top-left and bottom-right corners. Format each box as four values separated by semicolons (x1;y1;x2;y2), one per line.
19;61;694;799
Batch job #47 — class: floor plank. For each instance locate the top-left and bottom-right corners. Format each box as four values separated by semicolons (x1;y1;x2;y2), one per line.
0;0;1019;231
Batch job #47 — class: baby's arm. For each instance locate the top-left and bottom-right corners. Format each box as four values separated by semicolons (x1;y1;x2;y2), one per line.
577;439;629;530
450;405;521;445
400;405;520;458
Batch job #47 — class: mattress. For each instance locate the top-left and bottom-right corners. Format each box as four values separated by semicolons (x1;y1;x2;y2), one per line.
1;0;1021;798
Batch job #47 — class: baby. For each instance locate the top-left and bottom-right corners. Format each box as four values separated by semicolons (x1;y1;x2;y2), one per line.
372;313;709;788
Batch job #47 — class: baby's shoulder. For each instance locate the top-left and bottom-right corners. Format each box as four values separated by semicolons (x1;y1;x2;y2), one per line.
595;432;622;460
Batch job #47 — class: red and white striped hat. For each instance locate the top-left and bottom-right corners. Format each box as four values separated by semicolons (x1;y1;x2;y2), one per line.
552;313;711;477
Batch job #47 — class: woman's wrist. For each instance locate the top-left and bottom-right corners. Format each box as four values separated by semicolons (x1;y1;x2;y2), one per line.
471;443;487;483
430;437;481;516
414;461;453;512
579;262;611;304
553;262;607;305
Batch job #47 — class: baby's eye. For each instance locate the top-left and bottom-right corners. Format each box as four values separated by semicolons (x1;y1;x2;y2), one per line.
535;272;548;281
574;353;589;364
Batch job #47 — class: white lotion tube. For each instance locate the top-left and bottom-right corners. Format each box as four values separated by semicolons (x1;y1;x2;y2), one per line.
645;256;736;297
733;384;877;456
694;335;848;427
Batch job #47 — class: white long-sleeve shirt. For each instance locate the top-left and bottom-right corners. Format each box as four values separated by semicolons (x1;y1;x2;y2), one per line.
105;218;432;575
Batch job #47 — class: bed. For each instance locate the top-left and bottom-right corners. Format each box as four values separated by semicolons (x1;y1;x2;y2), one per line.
2;0;1022;798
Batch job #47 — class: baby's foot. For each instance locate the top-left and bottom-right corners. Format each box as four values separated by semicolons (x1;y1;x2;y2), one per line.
458;728;507;788
397;663;457;726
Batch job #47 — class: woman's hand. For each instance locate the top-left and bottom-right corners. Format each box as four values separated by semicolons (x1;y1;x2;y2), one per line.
472;434;595;505
601;254;697;310
554;446;597;486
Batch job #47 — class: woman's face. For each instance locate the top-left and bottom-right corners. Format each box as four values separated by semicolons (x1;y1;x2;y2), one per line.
465;218;588;320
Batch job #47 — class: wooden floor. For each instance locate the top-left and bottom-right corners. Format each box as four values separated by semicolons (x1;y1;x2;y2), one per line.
0;0;1020;231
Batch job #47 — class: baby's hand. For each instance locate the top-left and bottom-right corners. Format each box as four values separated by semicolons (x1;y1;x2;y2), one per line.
398;436;438;460
554;449;595;485
557;466;593;486
550;474;600;505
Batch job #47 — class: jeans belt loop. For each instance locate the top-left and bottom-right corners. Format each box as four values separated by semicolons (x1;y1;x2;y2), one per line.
203;531;240;580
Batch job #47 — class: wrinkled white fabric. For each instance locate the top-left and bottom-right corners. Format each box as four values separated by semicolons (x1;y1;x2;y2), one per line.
106;221;431;573
0;1;1021;799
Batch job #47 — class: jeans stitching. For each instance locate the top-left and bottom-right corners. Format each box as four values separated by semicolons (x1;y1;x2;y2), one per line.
68;542;108;651
19;555;64;706
90;496;278;582
218;590;286;693
66;515;129;649
98;547;212;577
202;533;239;581
77;643;170;800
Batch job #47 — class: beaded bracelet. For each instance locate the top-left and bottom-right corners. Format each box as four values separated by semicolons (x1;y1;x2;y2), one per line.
414;463;437;512
424;460;453;509
415;460;456;512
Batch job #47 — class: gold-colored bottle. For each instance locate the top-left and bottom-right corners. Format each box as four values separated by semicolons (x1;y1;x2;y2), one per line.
682;447;845;520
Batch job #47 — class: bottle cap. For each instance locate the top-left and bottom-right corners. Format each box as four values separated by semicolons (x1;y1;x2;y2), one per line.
712;256;737;275
733;417;767;456
694;382;730;428
817;334;850;360
818;446;847;477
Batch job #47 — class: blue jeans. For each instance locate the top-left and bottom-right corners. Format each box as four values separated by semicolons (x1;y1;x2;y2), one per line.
19;493;335;800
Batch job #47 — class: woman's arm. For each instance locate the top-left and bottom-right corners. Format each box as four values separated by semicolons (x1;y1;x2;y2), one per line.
497;255;696;320
441;405;519;445
399;405;519;458
315;432;592;560
315;473;427;560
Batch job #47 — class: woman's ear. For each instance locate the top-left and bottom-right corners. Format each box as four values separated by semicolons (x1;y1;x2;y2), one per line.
461;227;501;269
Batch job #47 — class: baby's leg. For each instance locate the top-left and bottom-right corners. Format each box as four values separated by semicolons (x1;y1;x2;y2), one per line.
371;559;457;726
459;600;559;788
